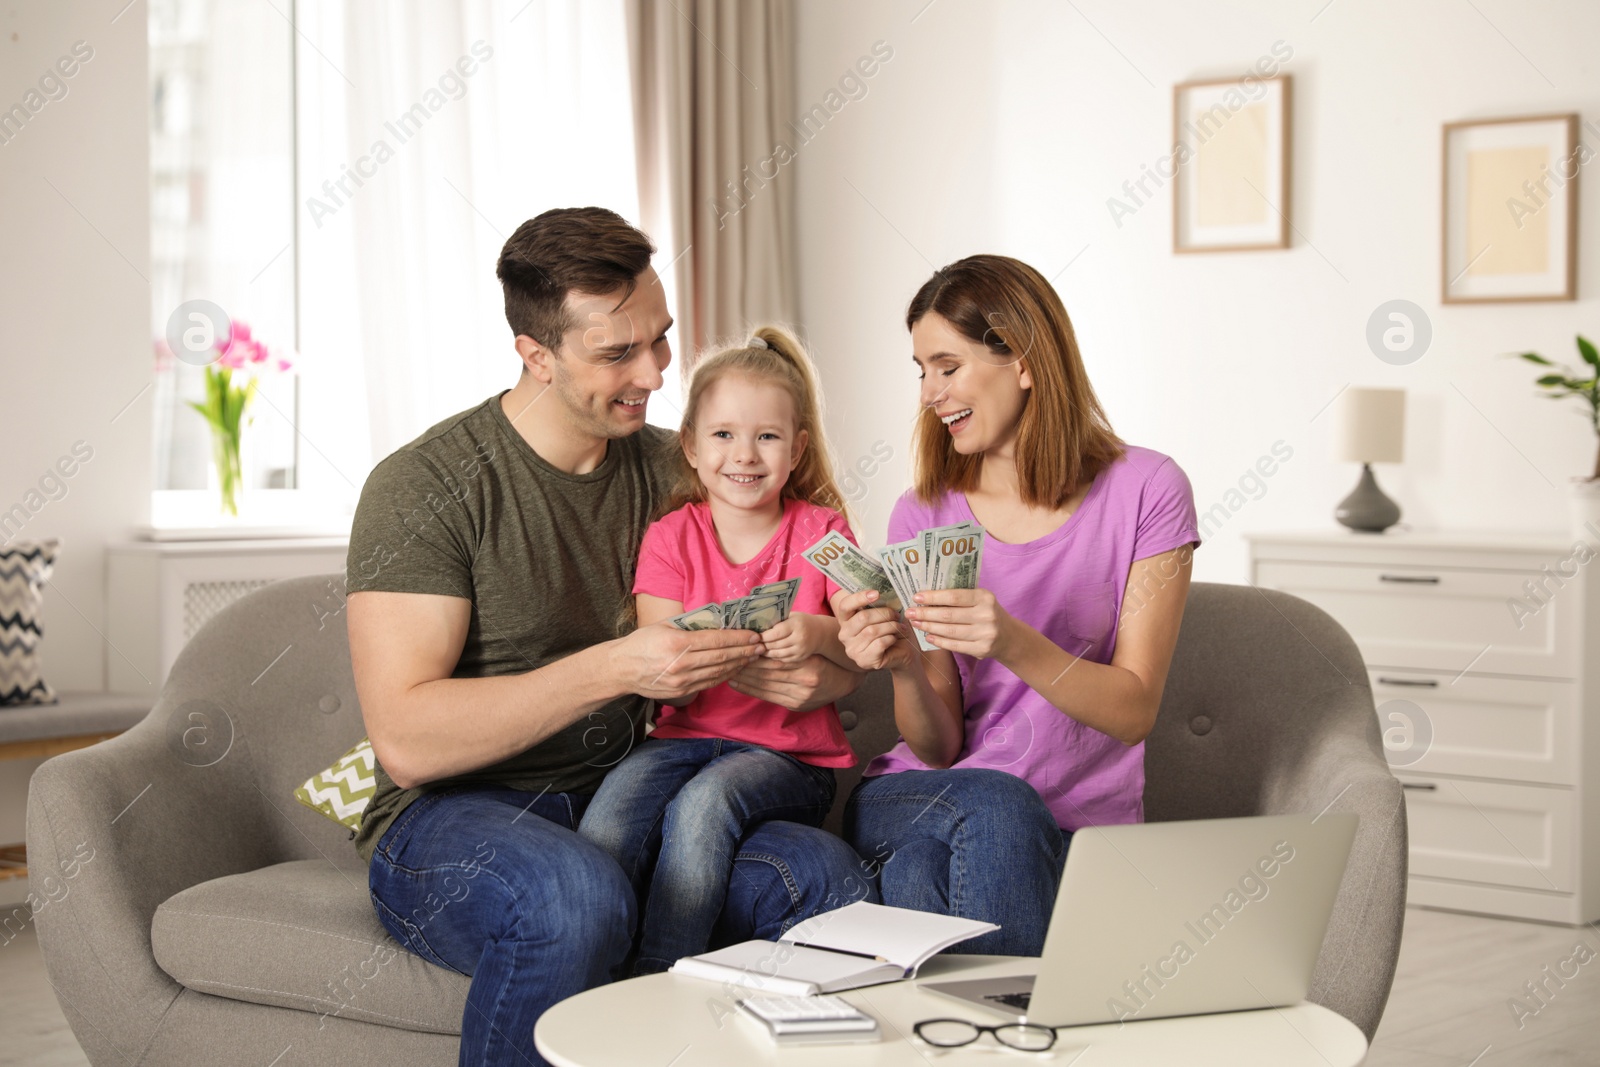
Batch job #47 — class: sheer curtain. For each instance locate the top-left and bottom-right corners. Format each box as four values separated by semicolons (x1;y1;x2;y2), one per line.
297;0;647;474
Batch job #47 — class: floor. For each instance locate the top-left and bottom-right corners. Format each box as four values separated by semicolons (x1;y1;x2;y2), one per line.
1364;908;1600;1066
0;906;1596;1064
0;923;89;1067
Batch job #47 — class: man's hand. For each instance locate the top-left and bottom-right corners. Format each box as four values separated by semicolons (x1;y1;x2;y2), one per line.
728;653;860;712
834;589;916;673
611;622;764;703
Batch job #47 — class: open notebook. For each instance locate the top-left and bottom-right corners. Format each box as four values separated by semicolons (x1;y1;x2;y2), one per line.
669;901;999;996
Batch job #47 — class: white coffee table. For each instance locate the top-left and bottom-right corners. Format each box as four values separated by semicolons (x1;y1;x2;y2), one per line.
535;954;1368;1065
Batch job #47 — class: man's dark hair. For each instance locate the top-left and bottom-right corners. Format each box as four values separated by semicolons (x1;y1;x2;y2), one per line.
495;207;656;350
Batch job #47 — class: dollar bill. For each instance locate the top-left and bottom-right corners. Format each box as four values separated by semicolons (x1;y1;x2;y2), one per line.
877;540;933;651
875;541;914;606
926;522;984;592
801;531;903;613
667;603;725;631
666;577;800;633
737;594;789;633
917;528;941;589
749;577;801;612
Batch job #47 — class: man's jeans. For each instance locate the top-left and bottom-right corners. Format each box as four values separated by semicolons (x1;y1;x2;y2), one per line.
367;784;874;1067
578;737;836;974
844;768;1071;956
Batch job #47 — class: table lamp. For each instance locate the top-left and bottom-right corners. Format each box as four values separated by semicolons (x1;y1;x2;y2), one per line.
1335;387;1405;533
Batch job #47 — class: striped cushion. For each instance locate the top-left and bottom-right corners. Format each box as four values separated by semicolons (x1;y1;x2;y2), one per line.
294;737;376;832
1;539;58;707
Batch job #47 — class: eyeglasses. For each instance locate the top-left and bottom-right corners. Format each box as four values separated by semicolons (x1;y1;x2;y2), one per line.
913;1017;1062;1052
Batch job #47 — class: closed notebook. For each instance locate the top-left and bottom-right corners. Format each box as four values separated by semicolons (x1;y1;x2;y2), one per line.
669;901;999;996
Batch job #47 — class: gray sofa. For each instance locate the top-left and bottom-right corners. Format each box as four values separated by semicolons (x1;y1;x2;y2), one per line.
27;576;1405;1063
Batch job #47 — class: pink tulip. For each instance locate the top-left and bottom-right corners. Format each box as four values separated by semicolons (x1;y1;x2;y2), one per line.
230;320;253;345
249;340;269;364
276;358;293;372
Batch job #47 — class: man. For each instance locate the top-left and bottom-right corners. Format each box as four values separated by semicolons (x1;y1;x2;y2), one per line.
345;207;870;1065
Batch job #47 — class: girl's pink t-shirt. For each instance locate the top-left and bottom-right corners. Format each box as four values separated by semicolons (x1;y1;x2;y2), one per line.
632;498;857;768
864;445;1201;829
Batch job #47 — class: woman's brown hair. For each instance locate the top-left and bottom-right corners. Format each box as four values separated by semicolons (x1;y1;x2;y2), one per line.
906;254;1124;509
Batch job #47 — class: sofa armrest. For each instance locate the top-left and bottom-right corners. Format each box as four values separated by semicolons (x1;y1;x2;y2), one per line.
1260;685;1407;1043
26;697;279;1065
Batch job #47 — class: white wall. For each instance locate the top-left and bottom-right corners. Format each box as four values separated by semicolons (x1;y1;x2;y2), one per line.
0;2;151;893
794;0;1600;583
1;3;152;690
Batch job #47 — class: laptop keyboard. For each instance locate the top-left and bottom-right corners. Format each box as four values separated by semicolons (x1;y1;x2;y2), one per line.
984;991;1033;1010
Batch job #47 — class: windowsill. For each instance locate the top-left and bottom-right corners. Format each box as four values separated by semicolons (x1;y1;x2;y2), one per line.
144;489;354;542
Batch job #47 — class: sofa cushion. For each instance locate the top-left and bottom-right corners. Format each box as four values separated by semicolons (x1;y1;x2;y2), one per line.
151;859;467;1034
1;539;59;706
295;737;377;832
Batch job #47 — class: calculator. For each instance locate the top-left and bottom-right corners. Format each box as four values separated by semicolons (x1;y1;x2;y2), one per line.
736;994;882;1045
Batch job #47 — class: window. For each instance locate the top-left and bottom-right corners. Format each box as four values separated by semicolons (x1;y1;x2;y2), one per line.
149;0;301;523
149;0;655;532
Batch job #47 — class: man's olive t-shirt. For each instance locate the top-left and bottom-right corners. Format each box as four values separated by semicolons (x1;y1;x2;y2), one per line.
346;393;678;861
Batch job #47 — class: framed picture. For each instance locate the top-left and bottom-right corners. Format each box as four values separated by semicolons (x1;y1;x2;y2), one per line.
1172;74;1291;253
1442;113;1578;303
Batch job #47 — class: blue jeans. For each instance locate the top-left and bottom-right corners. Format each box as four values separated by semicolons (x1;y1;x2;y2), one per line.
368;784;872;1067
844;768;1071;956
577;737;837;974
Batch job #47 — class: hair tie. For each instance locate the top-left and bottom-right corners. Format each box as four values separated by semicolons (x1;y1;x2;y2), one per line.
748;335;769;350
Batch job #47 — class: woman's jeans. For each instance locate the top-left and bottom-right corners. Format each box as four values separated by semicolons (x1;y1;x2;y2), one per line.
577;737;837;974
367;783;871;1067
845;767;1072;956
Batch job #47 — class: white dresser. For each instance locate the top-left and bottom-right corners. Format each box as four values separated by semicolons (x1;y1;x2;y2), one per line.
1247;528;1600;925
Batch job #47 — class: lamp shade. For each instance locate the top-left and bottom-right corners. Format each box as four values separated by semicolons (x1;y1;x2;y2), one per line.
1335;387;1405;464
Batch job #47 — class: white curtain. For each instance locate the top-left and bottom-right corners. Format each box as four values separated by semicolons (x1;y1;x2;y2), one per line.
297;0;644;471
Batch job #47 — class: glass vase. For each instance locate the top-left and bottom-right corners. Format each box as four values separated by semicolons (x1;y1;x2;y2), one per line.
209;423;245;518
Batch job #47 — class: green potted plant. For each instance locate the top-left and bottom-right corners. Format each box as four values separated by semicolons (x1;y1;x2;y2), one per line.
1515;334;1600;538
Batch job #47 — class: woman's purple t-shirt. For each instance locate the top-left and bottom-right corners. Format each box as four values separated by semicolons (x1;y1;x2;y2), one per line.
863;444;1201;830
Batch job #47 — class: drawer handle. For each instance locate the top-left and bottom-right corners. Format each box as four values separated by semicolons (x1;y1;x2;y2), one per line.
1379;574;1441;584
1377;677;1439;688
1400;782;1438;791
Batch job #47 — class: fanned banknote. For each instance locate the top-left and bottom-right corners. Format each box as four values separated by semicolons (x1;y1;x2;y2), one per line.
801;531;903;612
665;577;801;634
879;539;934;651
801;525;986;654
667;603;726;631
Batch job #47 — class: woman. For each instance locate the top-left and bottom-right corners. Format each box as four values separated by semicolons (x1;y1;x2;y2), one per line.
835;255;1200;955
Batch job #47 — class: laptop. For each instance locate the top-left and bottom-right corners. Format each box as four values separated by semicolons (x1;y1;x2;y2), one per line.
919;812;1357;1027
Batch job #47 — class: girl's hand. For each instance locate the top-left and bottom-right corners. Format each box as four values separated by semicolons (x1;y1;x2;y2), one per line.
834;589;916;672
907;588;1014;660
760;615;819;664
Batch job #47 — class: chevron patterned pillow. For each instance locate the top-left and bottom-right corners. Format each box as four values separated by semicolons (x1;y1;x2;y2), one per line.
295;737;376;832
1;539;60;707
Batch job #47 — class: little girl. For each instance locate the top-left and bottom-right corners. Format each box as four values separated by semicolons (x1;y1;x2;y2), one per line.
578;324;860;975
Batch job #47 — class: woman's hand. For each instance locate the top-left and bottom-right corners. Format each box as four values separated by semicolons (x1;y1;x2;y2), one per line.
833;589;917;672
907;588;1016;661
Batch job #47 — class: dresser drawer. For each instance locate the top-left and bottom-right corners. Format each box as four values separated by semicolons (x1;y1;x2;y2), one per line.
1371;670;1577;785
1396;775;1574;892
1255;560;1579;678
